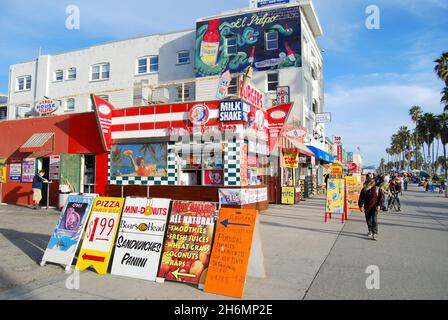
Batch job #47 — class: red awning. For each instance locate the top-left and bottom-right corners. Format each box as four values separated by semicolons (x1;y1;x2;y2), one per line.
285;137;314;157
19;132;54;153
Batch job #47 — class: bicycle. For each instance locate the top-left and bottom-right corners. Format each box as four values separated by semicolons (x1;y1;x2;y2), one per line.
388;193;401;212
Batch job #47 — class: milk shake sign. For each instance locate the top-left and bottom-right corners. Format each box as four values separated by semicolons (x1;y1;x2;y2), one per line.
35;99;60;115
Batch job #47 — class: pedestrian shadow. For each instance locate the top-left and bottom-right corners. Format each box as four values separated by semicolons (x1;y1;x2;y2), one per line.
0;228;50;266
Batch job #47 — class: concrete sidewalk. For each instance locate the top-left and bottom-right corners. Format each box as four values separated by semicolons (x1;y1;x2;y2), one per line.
0;196;346;300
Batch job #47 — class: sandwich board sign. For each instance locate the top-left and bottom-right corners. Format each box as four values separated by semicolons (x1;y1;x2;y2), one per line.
111;197;171;281
204;208;258;298
76;197;124;274
40;195;96;271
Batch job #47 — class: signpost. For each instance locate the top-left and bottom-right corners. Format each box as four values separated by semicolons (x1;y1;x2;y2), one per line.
76;197;125;274
315;112;331;124
204;208;258;298
157;201;218;286
0;158;6;205
41;195;96;272
111;197;171;281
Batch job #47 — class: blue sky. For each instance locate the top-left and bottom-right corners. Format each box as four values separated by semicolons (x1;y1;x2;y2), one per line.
0;0;447;165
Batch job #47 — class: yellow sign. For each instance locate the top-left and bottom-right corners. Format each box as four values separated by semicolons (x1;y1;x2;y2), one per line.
326;179;345;214
281;187;295;205
329;163;343;175
0;158;6;183
76;197;124;274
346;176;363;211
283;151;299;168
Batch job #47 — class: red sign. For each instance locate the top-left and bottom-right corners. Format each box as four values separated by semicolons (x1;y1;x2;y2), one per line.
239;79;264;109
204;170;224;185
337;145;343;162
188;104;210;126
266;103;292;152
92;95;113;151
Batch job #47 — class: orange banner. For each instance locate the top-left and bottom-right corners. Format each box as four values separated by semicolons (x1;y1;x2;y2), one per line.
204;208;257;298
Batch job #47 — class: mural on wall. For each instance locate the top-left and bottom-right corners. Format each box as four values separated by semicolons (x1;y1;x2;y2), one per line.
195;6;301;77
111;143;168;177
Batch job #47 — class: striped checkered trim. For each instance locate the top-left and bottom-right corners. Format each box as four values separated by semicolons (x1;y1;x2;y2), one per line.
108;142;177;186
224;139;241;186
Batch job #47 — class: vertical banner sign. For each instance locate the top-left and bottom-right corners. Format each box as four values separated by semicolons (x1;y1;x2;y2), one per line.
276;86;290;104
41;195;95;270
326;179;345;214
49;155;60;180
158;201;218;286
9;159;22;181
92;95;113;151
345;176;363;211
266;103;292;152
111;197;171;281
76;197;124;274
22;158;36;182
337;145;343;162
204;208;258;298
240;143;248;186
0;158;6;183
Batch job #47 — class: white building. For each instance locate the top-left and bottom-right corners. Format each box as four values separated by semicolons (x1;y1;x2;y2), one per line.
0;94;7;120
6;0;325;149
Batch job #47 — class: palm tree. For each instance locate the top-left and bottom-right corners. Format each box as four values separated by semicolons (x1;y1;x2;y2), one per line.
438;112;448;179
397;126;412;171
441;87;448;113
409;106;422;169
111;146;124;175
434;52;448;85
417;113;438;175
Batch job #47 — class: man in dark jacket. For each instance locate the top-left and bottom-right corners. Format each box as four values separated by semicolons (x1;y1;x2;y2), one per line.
358;177;384;240
32;170;49;209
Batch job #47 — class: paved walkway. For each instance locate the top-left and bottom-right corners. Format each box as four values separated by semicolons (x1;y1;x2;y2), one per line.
0;184;446;300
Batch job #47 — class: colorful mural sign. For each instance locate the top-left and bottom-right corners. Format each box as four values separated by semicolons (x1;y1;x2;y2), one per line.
111;197;171;281
41;195;95;270
196;6;301;77
219;189;246;205
326;179;345;214
76;197;125;274
204;208;258;298
21;158;36;182
110;143;168;178
157;201;218;285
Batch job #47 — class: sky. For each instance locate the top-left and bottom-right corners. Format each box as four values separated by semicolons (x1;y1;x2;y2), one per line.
0;0;447;166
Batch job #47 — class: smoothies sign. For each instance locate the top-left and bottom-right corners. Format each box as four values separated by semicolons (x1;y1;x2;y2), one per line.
111;197;170;281
92;95;113;151
35;99;60;115
158;201;218;285
326;179;345;214
76;197;124;274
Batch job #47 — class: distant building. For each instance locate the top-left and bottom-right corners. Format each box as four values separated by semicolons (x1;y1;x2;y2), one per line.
0;94;7;120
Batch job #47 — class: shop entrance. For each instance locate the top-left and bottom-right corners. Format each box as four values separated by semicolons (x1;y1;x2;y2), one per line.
82;154;96;193
37;157;50;207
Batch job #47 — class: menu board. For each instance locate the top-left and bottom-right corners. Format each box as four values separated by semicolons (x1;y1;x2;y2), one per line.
22;158;36;182
49;155;60;180
204;208;258;298
157;201;218;285
346;176;363;211
326;179;345;214
9;159;22;181
111;197;170;281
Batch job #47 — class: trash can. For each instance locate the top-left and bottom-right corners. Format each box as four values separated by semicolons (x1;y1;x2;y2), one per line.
58;185;72;211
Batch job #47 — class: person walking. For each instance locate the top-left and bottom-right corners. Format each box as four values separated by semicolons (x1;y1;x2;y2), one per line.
32;170;49;210
379;176;391;212
404;175;409;191
358;177;384;240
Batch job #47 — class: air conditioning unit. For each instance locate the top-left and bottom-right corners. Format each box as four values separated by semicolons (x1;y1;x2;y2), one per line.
151;87;169;102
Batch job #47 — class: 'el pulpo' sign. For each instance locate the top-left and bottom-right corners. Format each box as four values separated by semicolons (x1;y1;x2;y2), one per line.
35;99;60;115
219;100;250;122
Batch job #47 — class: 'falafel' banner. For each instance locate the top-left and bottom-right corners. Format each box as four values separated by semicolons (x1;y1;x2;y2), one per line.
76;197;124;274
111;197;171;281
157;201;218;286
41;195;96;271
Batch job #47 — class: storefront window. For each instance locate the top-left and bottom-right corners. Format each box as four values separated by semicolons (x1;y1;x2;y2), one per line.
110;143;168;178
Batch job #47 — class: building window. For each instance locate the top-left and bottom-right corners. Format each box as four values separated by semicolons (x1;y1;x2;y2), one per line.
265;31;278;51
91;63;110;81
54;70;63;82
65;98;75;112
267;72;279;92
0;108;6;120
177;51;190;64
177;86;191;101
228;77;238;95
16;104;30;118
312;64;318;80
16;76;31;91
312;99;319;114
226;36;238;55
67;67;77;80
137;56;159;74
